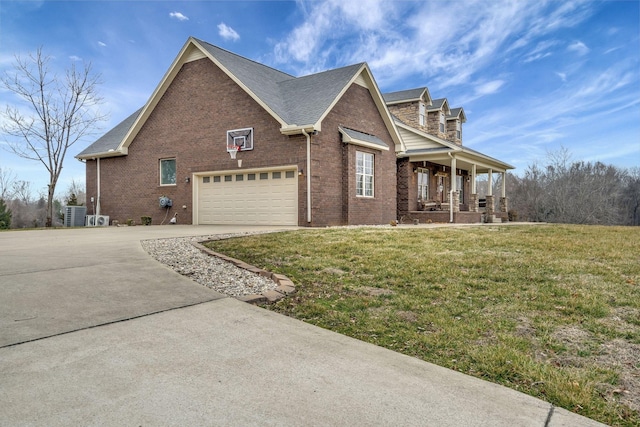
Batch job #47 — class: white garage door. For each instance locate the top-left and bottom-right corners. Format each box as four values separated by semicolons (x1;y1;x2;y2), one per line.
197;169;298;225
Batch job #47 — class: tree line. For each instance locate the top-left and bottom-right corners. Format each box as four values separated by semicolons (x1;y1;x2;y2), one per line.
505;149;639;226
0;167;85;229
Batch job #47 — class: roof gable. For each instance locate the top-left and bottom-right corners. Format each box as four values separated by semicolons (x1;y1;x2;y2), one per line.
447;107;467;123
77;37;404;159
383;87;432;106
428;98;450;115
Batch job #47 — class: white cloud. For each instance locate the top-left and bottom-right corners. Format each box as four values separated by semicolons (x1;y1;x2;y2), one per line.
475;80;505;96
556;72;567;82
217;22;240;41
98;41;107;47
69;55;82;61
169;12;189;21
567;40;590;55
272;0;595;90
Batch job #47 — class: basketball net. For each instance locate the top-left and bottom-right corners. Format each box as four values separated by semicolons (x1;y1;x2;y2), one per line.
229;145;241;159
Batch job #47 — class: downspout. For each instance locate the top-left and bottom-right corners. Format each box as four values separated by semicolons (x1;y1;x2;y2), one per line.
301;129;311;223
96;157;101;217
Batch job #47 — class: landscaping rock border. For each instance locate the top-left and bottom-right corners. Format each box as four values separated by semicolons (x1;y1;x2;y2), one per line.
192;240;296;304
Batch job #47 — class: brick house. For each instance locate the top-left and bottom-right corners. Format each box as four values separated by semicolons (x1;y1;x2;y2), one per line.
77;37;512;226
384;88;514;223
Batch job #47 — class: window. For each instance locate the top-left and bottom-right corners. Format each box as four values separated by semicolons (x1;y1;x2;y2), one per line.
224;175;232;182
203;176;210;184
456;175;464;203
356;151;374;197
260;172;268;180
418;168;429;200
160;159;176;185
248;173;256;181
456;121;461;139
236;174;244;181
213;176;221;183
439;113;445;133
272;172;281;179
419;103;426;126
286;170;295;179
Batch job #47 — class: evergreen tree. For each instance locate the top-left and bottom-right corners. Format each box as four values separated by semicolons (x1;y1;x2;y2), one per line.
0;198;12;229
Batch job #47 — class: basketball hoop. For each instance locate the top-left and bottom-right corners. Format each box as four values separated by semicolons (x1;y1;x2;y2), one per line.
229;145;241;159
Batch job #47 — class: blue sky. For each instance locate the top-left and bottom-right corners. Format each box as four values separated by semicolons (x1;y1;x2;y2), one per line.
1;0;639;197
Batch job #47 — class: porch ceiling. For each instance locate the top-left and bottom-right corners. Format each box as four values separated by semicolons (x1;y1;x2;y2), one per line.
405;151;509;174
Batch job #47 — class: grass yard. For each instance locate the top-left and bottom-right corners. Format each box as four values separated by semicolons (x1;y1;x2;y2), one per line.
205;224;640;426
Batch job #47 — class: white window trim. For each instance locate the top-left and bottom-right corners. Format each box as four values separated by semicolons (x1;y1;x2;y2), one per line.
356;151;374;198
419;103;426;126
418;168;429;200
159;158;176;186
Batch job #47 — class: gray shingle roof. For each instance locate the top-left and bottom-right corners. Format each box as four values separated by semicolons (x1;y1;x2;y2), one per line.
196;39;293;123
281;63;364;125
197;39;364;126
79;38;367;157
340;127;388;149
76;108;142;157
382;87;427;104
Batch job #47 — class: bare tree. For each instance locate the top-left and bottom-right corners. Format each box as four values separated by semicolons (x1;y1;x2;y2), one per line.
1;48;106;227
0;167;17;200
11;180;33;206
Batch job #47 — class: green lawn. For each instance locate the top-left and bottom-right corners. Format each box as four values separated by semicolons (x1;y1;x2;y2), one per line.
205;224;640;426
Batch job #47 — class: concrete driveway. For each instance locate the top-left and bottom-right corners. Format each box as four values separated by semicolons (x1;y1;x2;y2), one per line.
0;225;605;426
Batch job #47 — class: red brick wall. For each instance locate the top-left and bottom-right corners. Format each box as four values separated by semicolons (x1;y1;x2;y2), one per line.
315;83;397;226
86;58;306;225
85;59;396;226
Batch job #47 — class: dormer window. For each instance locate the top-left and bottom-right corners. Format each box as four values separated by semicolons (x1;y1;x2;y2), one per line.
456;121;461;139
439;113;445;133
419;103;426;126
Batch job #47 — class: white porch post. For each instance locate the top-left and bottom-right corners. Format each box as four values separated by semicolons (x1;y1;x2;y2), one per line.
450;156;457;193
487;169;493;196
471;164;477;194
501;172;506;198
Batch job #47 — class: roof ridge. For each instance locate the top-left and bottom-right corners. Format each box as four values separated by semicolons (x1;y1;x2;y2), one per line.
193;37;295;81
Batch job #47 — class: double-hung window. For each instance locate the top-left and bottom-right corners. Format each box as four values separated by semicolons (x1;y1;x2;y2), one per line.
160;158;176;186
418;168;429;200
439;113;445;133
456;121;461;139
356;151;374;197
419;103;426;126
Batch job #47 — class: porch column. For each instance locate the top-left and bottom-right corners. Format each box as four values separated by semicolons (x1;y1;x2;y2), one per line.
469;164;478;212
471;164;477;194
485;168;494;222
450;155;459;213
487;168;493;196
500;171;509;220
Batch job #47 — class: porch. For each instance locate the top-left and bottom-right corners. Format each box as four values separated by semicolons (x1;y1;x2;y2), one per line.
397;152;513;224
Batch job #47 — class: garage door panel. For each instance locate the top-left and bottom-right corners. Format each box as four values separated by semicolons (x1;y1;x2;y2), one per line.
198;169;297;225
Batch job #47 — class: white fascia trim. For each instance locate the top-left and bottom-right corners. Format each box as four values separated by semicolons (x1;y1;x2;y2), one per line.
280;124;318;135
192;39;289;129
358;65;405;153
116;39;201;153
76;148;128;160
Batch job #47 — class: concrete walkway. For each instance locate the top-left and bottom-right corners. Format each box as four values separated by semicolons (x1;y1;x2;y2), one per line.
0;225;605;426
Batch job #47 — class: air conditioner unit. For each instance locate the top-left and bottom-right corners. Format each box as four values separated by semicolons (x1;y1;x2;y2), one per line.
86;215;97;227
64;206;87;227
96;215;110;226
